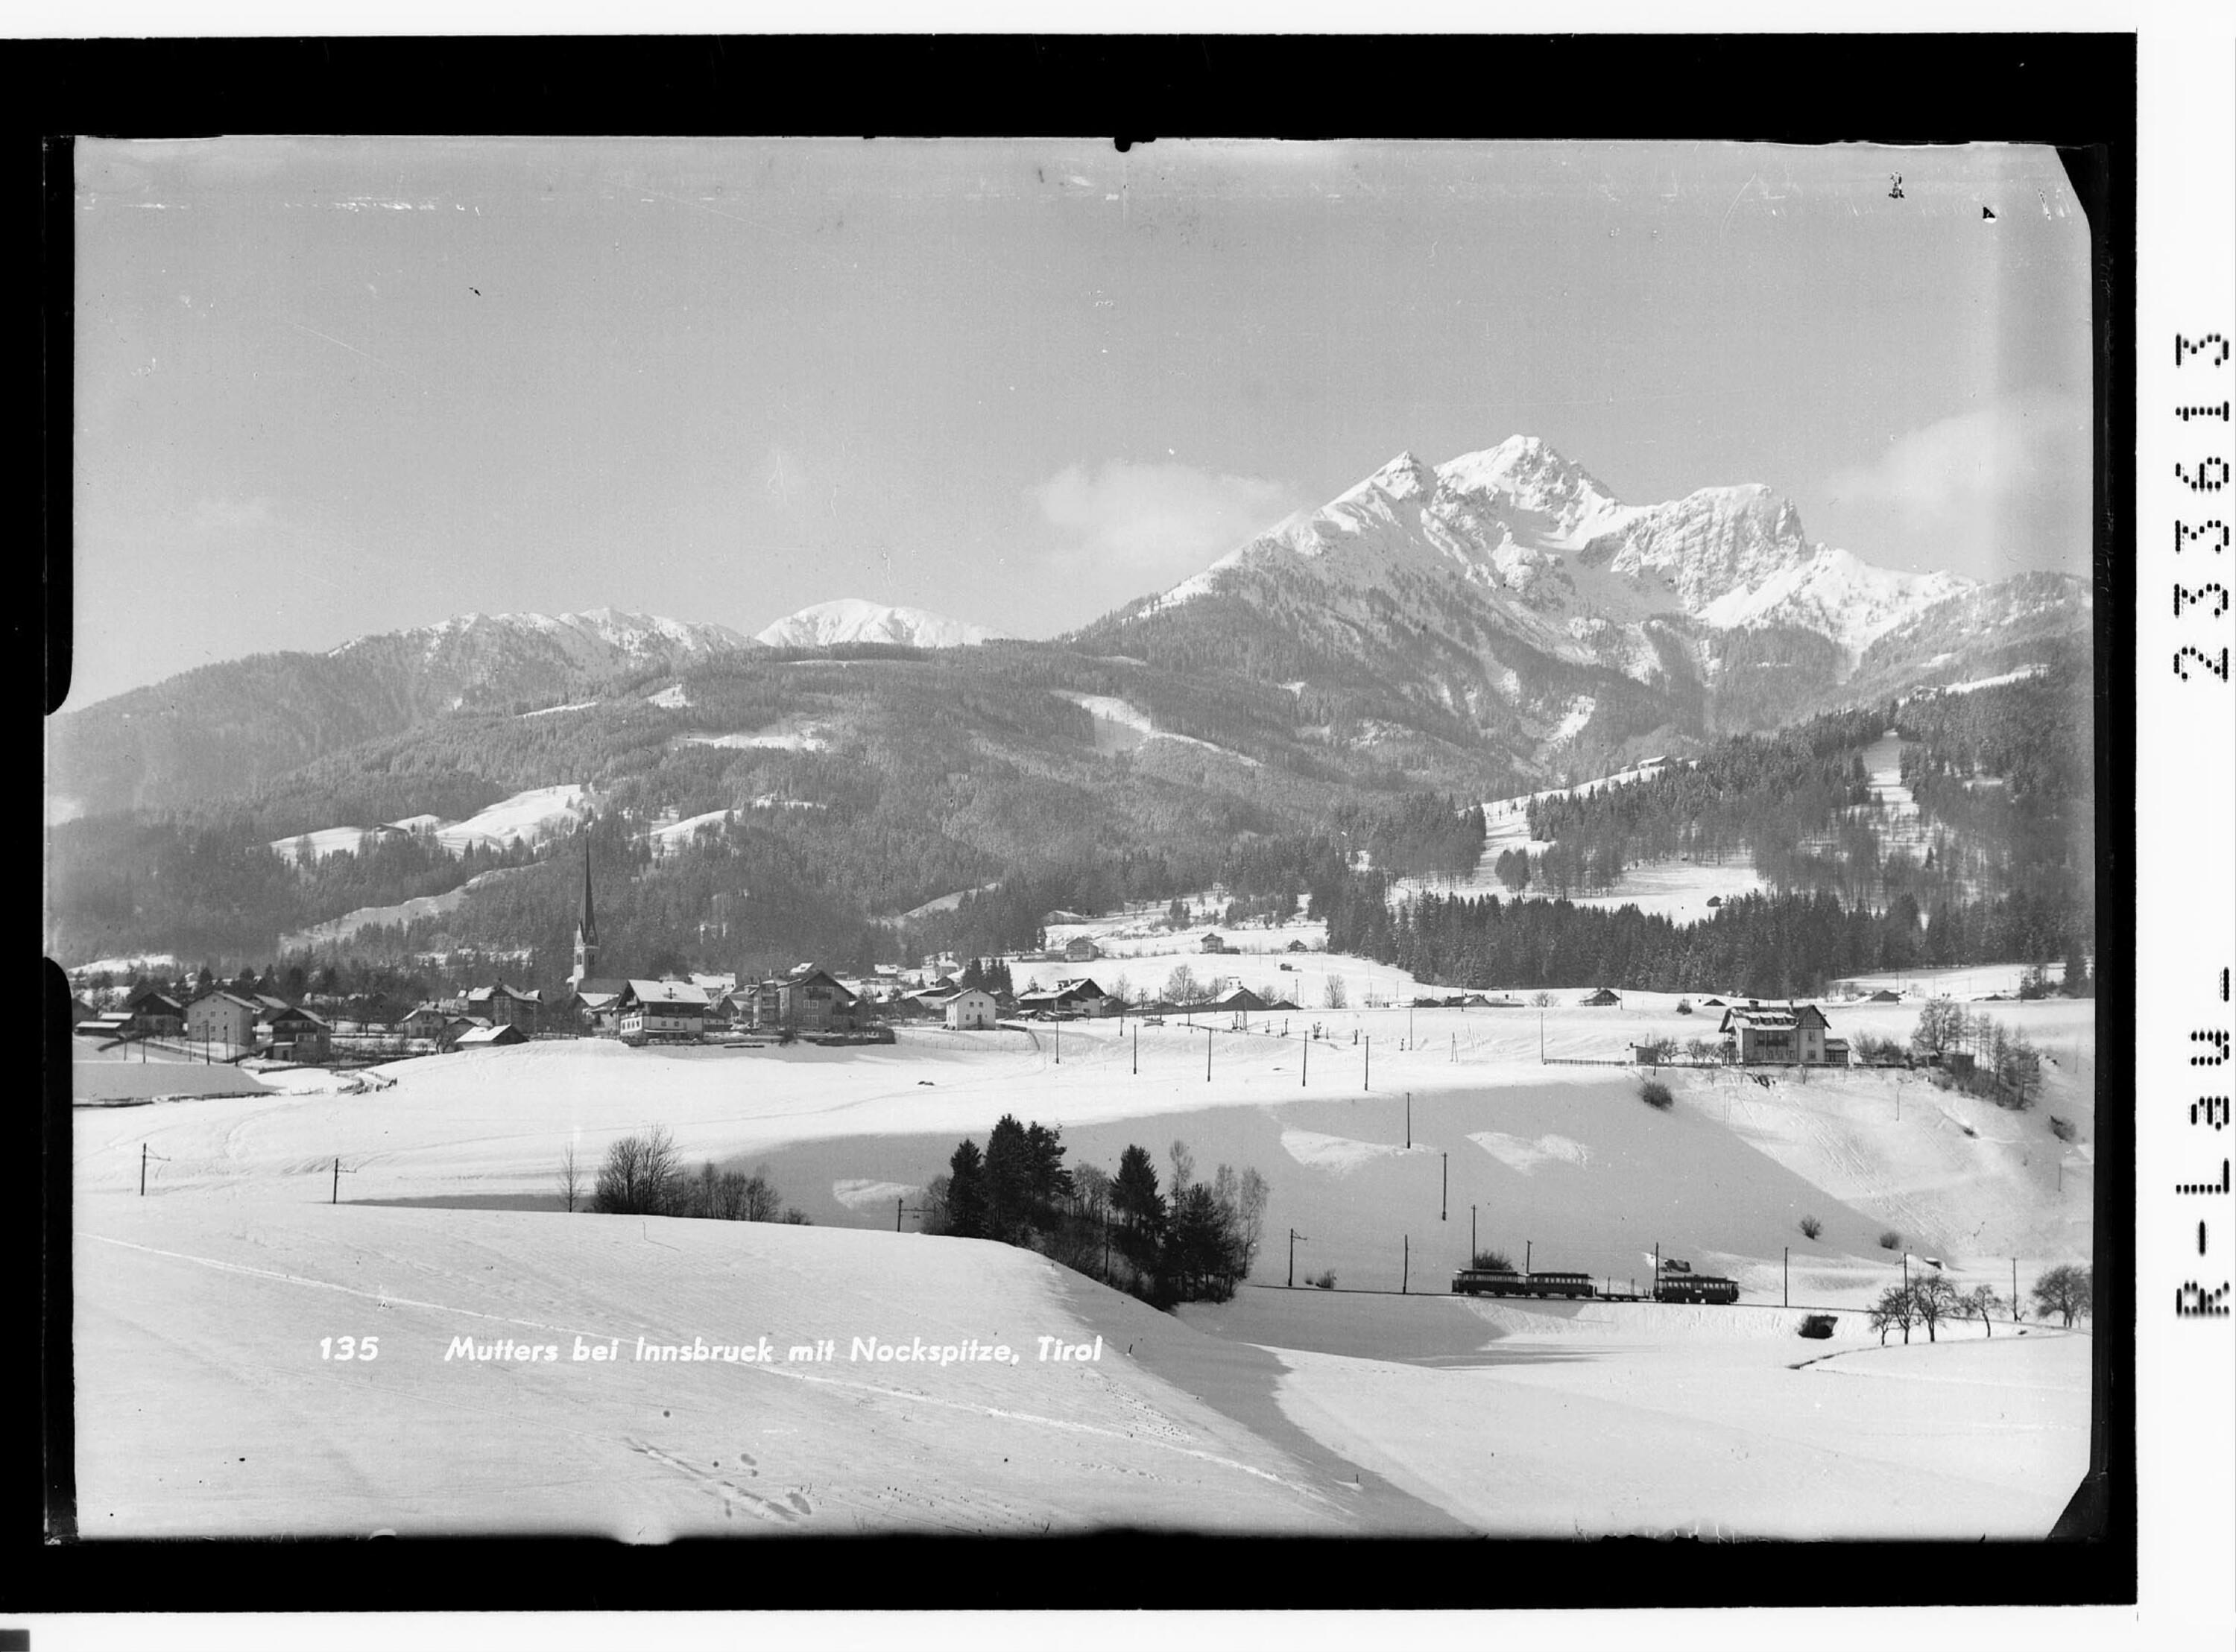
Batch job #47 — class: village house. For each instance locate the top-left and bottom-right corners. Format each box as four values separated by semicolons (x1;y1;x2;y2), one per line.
184;988;264;1052
573;977;630;1034
616;979;711;1045
120;982;186;1037
261;1001;331;1062
464;983;540;1029
1209;985;1268;1016
1579;987;1623;1007
944;987;999;1030
751;965;868;1035
1718;1001;1837;1066
1200;932;1229;955
1063;936;1102;962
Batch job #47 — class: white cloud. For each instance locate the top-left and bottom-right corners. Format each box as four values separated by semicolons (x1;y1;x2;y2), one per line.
1826;391;2090;531
1033;460;1301;572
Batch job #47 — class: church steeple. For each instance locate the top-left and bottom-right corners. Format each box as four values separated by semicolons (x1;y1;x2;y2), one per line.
570;822;599;990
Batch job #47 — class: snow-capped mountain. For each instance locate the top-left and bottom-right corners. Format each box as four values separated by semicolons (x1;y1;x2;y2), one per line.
1077;434;2079;770
51;608;758;818
1162;434;1968;663
756;599;990;650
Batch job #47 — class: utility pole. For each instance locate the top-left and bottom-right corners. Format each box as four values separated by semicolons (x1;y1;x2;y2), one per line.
1204;1026;1212;1083
1540;1008;1546;1063
1441;1151;1447;1221
1288;1228;1307;1288
1526;1238;1532;1274
1054;1016;1059;1066
1301;1037;1307;1086
1783;1246;1789;1308
1652;1241;1661;1297
1471;1203;1477;1259
897;1195;905;1232
332;1156;340;1205
1405;1090;1411;1148
140;1143;147;1197
1402;1234;1409;1294
1132;1025;1137;1075
1364;1036;1371;1092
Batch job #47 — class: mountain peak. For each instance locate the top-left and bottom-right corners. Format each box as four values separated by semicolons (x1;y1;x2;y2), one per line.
756;599;991;651
1436;434;1615;512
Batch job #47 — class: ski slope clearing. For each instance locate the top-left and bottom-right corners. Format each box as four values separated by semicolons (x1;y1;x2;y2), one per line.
1390;758;1765;922
278;864;529;952
267;785;592;865
675;723;831;752
1054;692;1263;768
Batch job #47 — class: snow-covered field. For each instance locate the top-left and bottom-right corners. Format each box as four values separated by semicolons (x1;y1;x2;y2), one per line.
277;864;529;953
73;966;2095;1538
1388;760;1769;921
266;785;593;866
675;722;830;753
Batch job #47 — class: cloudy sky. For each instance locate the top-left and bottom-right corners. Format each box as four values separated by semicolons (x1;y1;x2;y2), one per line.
69;137;2092;706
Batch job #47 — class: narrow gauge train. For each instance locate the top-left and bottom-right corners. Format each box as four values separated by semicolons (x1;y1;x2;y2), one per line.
1450;1268;1596;1299
1448;1265;1742;1304
1650;1272;1740;1304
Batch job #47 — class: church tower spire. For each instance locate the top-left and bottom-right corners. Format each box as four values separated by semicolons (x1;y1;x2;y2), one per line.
570;821;599;990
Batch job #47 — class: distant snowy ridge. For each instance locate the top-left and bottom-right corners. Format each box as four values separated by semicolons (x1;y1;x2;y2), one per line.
757;598;991;650
329;607;755;671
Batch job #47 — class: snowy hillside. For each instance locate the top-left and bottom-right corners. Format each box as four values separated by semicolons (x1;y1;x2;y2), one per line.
756;598;991;650
74;983;2094;1538
334;607;755;673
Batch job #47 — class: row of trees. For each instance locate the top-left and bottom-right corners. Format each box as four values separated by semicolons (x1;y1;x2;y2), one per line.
1912;1000;2052;1107
563;1126;809;1224
1328;876;2090;1002
923;1119;1268;1308
1866;1264;2091;1346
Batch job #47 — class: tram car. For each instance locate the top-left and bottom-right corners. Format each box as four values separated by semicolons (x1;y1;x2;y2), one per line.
1651;1260;1740;1304
1450;1268;1597;1300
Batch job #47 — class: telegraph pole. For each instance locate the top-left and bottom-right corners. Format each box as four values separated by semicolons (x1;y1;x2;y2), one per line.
1652;1241;1661;1297
1402;1234;1409;1294
140;1143;147;1197
1132;1025;1137;1075
1288;1229;1307;1288
1471;1203;1477;1258
1204;1026;1212;1083
1364;1036;1371;1092
1301;1037;1307;1086
897;1195;905;1232
332;1156;340;1205
1783;1246;1789;1308
1405;1090;1411;1148
1441;1151;1447;1221
1526;1238;1532;1274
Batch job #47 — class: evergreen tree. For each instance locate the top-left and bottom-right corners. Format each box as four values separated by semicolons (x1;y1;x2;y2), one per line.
944;1139;987;1239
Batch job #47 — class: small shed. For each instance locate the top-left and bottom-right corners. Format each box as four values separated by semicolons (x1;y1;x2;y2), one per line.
1579;987;1623;1007
455;1022;529;1048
